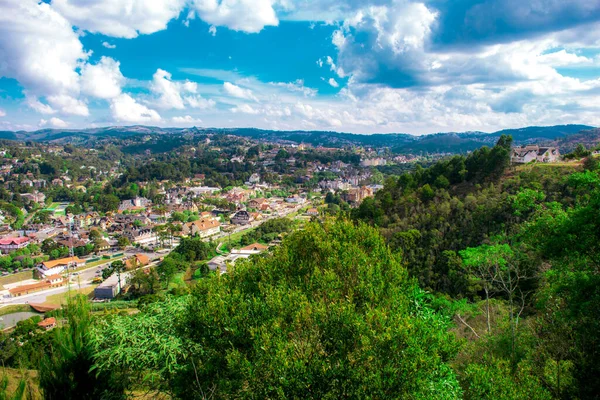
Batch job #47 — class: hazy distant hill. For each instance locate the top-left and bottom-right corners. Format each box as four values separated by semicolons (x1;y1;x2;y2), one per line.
0;124;594;154
555;128;600;152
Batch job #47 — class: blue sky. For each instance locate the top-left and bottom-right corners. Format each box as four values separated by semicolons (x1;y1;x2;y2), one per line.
0;0;599;134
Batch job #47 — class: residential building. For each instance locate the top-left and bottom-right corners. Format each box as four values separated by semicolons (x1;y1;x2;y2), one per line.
239;243;269;252
511;145;560;163
306;208;319;216
360;158;387;167
248;197;268;209
208;243;268;274
0;236;30;253
247;173;261;184
125;253;150;269
182;219;221;238
94;272;131;300
20;191;45;204
344;186;374;205
231;210;251;225
285;194;306;204
187;186;220;197
37;256;84;277
38;317;57;330
123;228;156;245
33;179;46;188
8;275;65;297
119;196;151;211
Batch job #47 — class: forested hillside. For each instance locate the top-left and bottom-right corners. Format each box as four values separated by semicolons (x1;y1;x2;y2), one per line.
3;136;600;399
353;137;600;399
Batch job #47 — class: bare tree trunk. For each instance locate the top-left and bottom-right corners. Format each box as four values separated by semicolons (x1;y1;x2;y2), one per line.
485;286;491;334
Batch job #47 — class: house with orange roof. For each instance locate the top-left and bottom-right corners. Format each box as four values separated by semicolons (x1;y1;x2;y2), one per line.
125;253;150;269
9;275;65;297
306;208;319;216
38;317;57;330
0;236;30;254
182;219;221;238
37;256;84;277
240;243;269;252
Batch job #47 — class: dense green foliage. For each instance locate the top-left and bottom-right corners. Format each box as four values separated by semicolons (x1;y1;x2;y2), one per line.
238;217;292;245
350;137;600;398
92;220;462;398
38;296;126;400
5;132;600;399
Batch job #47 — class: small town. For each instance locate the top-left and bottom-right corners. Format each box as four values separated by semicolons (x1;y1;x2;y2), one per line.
1;1;600;397
0;133;404;310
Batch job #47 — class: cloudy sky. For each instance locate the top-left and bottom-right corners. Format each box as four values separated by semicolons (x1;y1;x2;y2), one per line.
0;0;599;134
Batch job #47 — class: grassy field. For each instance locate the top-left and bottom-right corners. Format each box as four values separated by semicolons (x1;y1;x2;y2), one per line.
44;286;96;305
217;227;257;246
0;368;41;400
515;161;581;172
168;272;187;291
0;270;34;289
43;202;59;211
72;255;125;272
0;304;31;317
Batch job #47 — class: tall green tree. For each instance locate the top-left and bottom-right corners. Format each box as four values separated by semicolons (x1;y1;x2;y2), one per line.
93;220;462;399
39;295;126;399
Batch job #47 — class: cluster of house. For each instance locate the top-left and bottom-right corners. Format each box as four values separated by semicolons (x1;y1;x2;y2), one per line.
8;273;66;297
4;252;154;299
0;146;123;206
511;145;560;164
207;243;269;274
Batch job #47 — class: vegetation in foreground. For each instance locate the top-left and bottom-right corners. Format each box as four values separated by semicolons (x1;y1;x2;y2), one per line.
2;136;600;399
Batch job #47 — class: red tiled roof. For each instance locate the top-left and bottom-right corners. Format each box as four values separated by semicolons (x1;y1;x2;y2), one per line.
42;256;83;269
9;281;50;295
240;243;269;251
193;219;220;231
38;317;56;327
0;236;29;245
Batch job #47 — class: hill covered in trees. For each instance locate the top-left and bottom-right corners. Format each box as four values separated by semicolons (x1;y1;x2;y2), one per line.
3;135;600;399
0;124;594;154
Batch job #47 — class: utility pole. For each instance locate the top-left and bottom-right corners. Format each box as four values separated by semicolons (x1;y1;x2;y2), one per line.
67;213;75;278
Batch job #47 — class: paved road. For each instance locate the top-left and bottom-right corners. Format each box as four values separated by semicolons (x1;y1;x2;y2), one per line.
1;248;172;305
210;204;306;242
0;208;306;305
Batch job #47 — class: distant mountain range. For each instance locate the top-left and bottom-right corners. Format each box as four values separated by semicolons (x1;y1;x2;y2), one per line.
0;124;596;154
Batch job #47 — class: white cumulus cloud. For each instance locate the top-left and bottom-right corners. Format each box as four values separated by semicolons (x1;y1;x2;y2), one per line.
110;94;161;123
223;82;258;101
0;109;6;117
328;78;339;88
270;79;317;97
189;0;278;33
80;57;125;99
51;0;187;38
39;117;69;128
333;1;438;84
0;0;89;116
46;94;89;116
102;41;116;49
231;104;259;114
150;68;215;110
172;115;203;124
151;69;188;109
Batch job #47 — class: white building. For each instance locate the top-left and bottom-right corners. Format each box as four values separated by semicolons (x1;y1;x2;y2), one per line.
94;272;131;300
360;158;387;167
511;146;560;164
37;256;85;277
182;219;221;238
